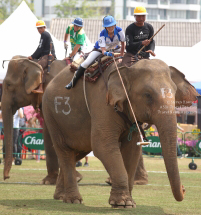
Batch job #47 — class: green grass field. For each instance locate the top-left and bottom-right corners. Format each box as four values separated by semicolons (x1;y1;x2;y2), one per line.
0;156;201;215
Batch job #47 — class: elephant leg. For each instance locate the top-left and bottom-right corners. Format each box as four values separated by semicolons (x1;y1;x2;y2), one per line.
134;154;148;185
41;121;59;185
92;134;135;208
105;153;148;186
54;151;89;200
120;133;142;195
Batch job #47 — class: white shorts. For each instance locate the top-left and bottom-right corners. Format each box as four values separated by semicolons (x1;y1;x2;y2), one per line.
81;51;102;69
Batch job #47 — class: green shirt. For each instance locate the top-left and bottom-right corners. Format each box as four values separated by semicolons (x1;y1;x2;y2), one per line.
66;24;88;51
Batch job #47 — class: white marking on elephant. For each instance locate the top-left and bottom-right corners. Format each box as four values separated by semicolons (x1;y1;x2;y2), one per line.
62;97;71;115
161;88;173;99
54;96;71;115
54;97;62;113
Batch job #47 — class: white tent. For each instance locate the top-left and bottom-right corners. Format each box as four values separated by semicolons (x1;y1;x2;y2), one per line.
0;1;69;82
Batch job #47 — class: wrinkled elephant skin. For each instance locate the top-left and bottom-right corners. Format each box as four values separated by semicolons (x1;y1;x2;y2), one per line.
42;59;198;207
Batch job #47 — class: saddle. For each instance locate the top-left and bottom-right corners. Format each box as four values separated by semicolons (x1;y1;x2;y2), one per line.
70;53;122;83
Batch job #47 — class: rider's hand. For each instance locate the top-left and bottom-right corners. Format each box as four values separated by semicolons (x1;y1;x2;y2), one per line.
64;42;68;49
28;56;33;60
142;40;150;46
146;50;156;57
104;52;114;57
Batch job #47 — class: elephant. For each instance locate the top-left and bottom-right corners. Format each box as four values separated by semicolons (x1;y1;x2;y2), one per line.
2;56;150;186
40;58;198;208
1;57;71;184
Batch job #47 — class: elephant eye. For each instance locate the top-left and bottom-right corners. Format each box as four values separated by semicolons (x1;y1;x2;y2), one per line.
144;93;153;103
145;93;151;98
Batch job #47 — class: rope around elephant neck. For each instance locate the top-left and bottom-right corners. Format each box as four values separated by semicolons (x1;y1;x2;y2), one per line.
112;57;145;143
83;73;91;115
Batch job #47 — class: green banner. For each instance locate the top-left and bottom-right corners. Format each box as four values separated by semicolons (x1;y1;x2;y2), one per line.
196;140;201;152
142;136;162;153
22;133;44;150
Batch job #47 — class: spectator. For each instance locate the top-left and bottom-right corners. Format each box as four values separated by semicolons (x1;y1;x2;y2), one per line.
13;108;24;164
76;156;89;167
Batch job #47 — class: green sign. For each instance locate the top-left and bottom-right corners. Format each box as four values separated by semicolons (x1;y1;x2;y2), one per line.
142;136;162;153
196;140;201;152
22;133;44;150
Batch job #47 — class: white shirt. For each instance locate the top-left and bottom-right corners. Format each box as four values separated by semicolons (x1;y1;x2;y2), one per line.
13;108;23;128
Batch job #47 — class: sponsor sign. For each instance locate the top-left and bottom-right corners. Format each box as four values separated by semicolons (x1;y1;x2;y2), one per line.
196;140;201;152
142;136;162;153
22;133;44;150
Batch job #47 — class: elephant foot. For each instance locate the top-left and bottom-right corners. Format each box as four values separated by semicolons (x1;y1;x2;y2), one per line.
63;194;83;204
54;189;65;201
109;191;136;209
40;174;58;185
134;179;148;185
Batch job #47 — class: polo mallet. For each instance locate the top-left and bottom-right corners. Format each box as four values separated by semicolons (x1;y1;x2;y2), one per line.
65;45;68;58
2;58;28;68
48;42;53;73
112;57;150;146
136;24;165;58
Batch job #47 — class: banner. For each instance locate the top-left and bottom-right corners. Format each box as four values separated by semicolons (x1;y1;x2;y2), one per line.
22;133;44;150
142;136;162;153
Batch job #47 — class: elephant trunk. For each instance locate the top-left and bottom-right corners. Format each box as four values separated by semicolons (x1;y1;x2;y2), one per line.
2;97;14;180
154;114;185;201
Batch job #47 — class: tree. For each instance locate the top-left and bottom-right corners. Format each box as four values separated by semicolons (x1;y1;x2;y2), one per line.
0;0;34;24
54;0;103;19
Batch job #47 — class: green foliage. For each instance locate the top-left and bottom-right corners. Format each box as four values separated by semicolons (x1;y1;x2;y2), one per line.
54;0;105;18
0;0;34;24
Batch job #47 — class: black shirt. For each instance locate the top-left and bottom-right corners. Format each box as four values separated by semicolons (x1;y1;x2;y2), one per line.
125;22;155;58
31;31;56;59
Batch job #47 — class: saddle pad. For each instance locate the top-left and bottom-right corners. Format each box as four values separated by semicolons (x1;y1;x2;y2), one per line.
70;53;122;83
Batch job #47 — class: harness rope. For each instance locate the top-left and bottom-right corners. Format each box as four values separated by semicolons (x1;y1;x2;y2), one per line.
112;56;149;145
83;73;91;115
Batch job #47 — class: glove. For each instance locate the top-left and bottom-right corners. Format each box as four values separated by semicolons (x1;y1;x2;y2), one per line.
104;52;113;57
64;42;68;49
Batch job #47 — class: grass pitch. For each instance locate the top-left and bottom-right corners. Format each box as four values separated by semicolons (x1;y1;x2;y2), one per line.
0;156;201;215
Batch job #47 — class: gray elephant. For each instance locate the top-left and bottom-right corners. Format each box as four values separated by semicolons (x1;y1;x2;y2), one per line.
1;57;69;184
40;59;198;208
2;56;150;186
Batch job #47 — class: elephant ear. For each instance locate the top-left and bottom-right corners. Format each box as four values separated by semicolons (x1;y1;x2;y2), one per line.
19;59;43;94
107;66;130;112
169;66;199;107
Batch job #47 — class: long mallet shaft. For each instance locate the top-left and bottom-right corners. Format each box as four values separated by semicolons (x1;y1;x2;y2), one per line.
137;24;165;55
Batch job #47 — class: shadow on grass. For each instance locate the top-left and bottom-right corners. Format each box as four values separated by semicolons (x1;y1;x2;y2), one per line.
0;199;170;215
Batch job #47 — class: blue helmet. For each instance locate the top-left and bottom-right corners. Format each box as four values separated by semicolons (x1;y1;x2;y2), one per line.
103;16;116;27
72;17;83;27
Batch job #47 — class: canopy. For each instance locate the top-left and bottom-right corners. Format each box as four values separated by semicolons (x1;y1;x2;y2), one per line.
192;82;201;95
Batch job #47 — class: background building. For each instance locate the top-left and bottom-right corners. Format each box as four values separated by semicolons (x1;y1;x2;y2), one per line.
33;0;201;28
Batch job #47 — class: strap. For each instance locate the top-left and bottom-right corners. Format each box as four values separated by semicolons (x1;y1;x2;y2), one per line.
114;105;148;142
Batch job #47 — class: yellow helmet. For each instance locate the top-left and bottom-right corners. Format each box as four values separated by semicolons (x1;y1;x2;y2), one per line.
134;6;148;15
36;20;46;28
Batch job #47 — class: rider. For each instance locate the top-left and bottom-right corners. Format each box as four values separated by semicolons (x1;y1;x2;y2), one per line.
65;15;125;90
64;17;88;62
28;20;56;94
124;6;155;66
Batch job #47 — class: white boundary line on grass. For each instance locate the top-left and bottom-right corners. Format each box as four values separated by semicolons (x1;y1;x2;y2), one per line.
0;182;201;188
0;168;201;174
